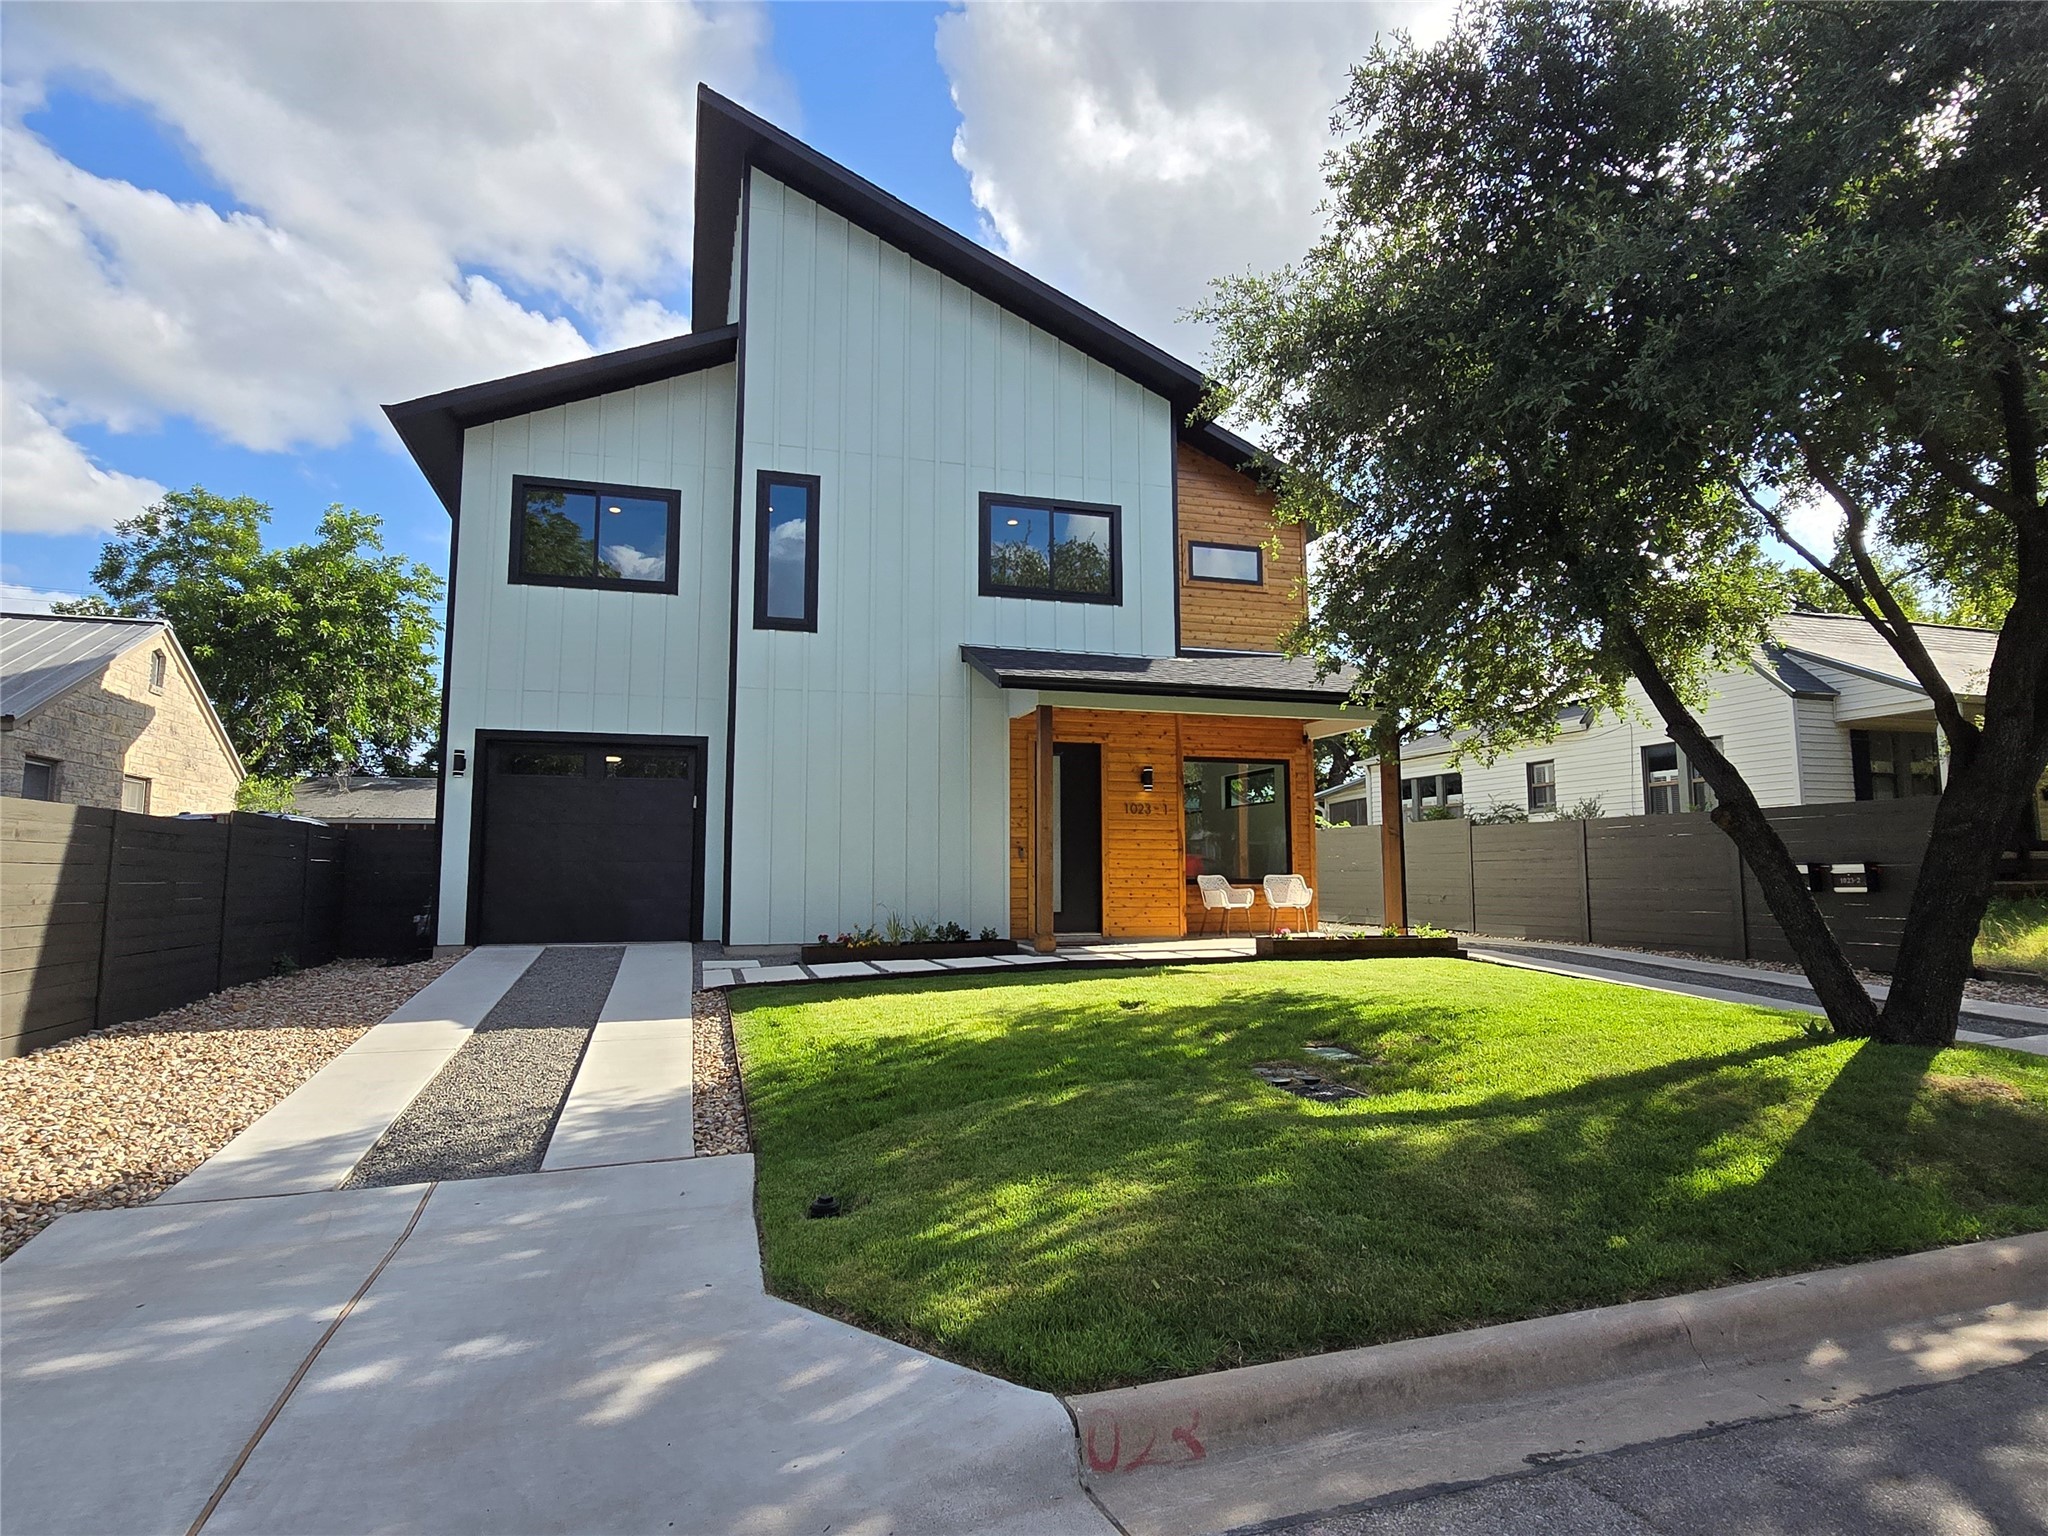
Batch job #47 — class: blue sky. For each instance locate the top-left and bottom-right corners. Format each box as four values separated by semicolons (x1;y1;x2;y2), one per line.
2;2;992;607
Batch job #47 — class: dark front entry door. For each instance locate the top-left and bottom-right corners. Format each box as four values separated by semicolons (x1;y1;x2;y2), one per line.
1053;743;1102;933
476;739;701;943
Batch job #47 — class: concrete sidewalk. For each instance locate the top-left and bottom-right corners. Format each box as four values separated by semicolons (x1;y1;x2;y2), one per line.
1;945;1110;1536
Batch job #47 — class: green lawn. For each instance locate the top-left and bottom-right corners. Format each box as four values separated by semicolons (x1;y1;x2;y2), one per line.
732;960;2048;1394
1979;895;2048;975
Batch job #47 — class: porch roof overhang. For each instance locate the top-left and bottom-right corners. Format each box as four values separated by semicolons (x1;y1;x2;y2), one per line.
961;645;1365;719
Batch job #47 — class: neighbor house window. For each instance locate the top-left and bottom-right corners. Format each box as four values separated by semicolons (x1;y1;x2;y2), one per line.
1395;772;1463;821
121;775;151;814
754;472;821;631
20;757;57;801
1642;745;1682;814
1688;737;1723;812
148;649;167;694
1852;729;1941;800
979;493;1121;603
1185;759;1291;883
510;475;680;593
1527;760;1557;813
1188;542;1262;584
1325;795;1369;826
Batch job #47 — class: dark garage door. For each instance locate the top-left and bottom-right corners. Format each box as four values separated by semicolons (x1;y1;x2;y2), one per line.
476;739;701;943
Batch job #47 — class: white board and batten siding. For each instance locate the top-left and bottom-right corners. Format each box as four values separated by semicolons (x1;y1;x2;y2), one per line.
729;169;1177;944
1371;664;1819;821
436;365;739;945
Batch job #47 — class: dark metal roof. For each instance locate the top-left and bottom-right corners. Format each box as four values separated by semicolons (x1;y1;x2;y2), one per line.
384;326;738;516
384;86;1272;517
1;611;167;722
960;645;1360;707
1756;644;1838;700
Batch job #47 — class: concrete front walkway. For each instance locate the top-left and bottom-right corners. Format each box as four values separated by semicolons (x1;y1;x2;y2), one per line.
1;944;1109;1536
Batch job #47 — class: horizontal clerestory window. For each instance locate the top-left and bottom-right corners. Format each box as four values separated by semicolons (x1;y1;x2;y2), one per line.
979;494;1121;604
510;476;680;594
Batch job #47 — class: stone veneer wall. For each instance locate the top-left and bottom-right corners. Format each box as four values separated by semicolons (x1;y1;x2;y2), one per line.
0;639;241;814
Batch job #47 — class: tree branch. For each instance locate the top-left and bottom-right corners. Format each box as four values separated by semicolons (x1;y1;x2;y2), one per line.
1734;477;1892;635
1794;439;1982;759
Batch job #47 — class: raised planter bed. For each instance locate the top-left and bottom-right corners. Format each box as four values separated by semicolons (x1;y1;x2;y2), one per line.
1253;934;1463;960
799;939;1024;965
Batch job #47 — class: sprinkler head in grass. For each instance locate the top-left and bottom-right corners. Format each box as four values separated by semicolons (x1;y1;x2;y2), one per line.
807;1195;842;1219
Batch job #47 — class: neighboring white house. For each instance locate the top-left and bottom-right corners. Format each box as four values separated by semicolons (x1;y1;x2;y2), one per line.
387;87;1368;949
1319;611;1999;826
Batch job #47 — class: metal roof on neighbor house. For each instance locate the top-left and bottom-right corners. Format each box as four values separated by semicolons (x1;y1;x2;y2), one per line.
961;645;1361;707
293;776;438;823
0;611;169;722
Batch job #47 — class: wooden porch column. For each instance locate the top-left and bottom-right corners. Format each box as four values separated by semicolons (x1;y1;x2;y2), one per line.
1032;705;1057;952
1376;726;1408;931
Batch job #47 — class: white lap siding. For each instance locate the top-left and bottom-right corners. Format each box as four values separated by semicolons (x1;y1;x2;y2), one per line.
729;170;1176;944
436;365;738;945
1369;664;1807;821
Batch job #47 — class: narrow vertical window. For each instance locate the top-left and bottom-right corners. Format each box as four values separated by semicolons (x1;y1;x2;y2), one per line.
148;649;167;694
754;471;821;631
1526;760;1556;813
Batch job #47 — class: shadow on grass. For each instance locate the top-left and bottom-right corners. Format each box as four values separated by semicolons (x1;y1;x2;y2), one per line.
730;963;2048;1393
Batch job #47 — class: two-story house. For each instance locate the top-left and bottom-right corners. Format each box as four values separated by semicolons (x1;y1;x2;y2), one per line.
387;87;1369;951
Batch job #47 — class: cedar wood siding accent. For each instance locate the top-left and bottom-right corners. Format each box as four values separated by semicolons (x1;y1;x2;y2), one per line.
1009;708;1318;940
1175;442;1306;654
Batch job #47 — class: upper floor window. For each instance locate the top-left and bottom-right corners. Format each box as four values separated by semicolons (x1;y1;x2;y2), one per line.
1188;541;1262;584
121;775;151;814
1527;759;1556;813
755;472;821;631
148;649;167;694
979;493;1121;604
510;475;680;594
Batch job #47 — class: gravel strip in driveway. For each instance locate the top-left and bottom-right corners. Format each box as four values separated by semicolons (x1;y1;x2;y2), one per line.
693;987;750;1155
345;946;623;1187
0;955;462;1258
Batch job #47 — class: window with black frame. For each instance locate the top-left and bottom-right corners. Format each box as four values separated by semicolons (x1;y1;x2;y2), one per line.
980;494;1120;602
1184;759;1290;884
512;476;679;593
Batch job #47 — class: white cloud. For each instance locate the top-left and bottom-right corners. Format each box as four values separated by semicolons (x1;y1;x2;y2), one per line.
0;384;165;533
936;1;1453;360
0;2;785;514
0;581;84;613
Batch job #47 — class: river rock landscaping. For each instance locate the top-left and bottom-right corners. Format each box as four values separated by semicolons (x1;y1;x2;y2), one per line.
0;953;461;1257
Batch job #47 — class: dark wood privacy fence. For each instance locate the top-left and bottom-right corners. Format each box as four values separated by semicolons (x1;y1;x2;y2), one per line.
2;801;437;1057
1319;796;1938;972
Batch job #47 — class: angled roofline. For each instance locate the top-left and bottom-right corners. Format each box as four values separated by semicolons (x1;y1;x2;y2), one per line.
384;326;739;516
692;85;1210;419
0;612;244;777
959;644;1358;707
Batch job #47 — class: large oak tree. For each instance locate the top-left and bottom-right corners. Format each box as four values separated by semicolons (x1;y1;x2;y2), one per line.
1201;0;2046;1043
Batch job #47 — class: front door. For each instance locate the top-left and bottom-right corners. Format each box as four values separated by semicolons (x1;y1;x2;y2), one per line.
1053;743;1102;933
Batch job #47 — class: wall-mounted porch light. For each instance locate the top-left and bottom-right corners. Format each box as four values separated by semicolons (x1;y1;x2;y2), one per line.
451;748;467;777
1140;765;1155;792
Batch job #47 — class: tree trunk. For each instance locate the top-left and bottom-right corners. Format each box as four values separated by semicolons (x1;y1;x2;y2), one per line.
1609;621;1883;1037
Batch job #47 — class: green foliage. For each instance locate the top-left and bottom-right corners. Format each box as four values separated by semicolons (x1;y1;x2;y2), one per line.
69;488;443;777
1199;0;2042;752
1468;802;1529;825
234;773;301;813
1554;795;1607;822
1977;897;2048;976
735;963;2048;1391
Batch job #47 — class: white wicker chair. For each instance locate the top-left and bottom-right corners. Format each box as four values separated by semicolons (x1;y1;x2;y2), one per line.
1196;874;1256;935
1262;873;1314;934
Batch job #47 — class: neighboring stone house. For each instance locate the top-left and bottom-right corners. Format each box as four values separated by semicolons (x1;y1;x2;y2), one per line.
0;612;243;815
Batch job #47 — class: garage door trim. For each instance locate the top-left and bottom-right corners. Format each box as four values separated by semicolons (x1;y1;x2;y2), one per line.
466;728;711;945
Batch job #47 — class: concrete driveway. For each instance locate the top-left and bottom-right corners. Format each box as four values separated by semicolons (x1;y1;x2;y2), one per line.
2;945;1110;1536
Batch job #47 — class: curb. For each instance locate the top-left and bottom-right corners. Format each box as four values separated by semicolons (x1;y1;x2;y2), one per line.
1062;1230;2048;1477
